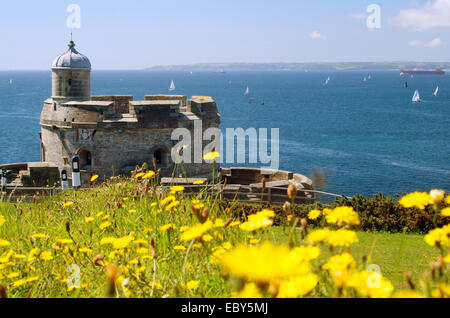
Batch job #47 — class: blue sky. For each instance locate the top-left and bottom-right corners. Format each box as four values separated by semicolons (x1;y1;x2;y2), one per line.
0;0;449;69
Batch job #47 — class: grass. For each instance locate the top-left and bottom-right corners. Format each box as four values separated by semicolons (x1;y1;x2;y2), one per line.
0;177;446;298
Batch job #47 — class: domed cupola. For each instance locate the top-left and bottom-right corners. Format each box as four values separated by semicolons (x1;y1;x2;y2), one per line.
51;41;91;99
52;41;91;69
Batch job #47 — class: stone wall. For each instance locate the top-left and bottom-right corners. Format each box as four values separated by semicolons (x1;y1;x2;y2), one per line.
52;69;90;99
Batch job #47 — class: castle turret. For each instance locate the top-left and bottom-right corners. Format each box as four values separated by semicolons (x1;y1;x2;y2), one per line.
51;41;91;99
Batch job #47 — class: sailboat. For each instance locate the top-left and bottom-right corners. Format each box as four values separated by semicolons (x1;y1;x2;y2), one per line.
404;81;408;88
324;76;330;86
244;86;249;96
363;77;367;82
433;86;439;97
412;89;421;103
368;74;372;80
9;79;12;85
168;80;175;91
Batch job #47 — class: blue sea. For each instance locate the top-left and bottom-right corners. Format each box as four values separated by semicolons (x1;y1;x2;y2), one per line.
0;70;449;197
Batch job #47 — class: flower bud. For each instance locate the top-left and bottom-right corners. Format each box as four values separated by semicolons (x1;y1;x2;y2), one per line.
287;184;298;200
430;189;445;204
283;202;291;213
106;264;119;297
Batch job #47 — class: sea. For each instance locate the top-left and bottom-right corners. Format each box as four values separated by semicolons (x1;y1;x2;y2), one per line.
0;70;448;197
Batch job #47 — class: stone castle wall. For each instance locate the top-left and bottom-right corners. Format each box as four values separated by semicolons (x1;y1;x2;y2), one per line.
52;69;90;99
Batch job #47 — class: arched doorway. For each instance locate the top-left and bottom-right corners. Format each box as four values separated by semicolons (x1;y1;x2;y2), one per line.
152;147;167;167
78;149;92;170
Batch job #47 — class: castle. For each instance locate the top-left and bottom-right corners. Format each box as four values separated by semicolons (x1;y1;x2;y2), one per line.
39;41;221;184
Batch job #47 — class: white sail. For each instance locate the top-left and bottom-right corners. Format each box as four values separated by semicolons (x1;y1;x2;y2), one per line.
412;89;421;103
368;74;372;80
363;77;367;82
9;79;12;85
169;80;175;91
433;86;439;96
324;77;330;85
244;86;249;96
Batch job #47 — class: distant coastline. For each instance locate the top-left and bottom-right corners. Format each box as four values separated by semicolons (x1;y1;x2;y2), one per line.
145;62;450;72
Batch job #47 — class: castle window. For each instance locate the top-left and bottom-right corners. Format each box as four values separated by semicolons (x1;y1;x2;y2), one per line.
153;150;163;165
68;79;72;86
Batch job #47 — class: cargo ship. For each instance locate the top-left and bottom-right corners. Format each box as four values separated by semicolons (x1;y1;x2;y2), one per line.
400;68;445;75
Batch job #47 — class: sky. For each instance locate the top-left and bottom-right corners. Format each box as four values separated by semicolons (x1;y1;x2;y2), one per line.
0;0;449;70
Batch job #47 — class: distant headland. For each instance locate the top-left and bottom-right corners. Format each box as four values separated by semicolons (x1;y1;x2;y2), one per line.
145;62;450;72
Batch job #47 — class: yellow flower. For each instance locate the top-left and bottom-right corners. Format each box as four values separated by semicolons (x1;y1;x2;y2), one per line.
221;242;312;283
160;223;176;232
101;236;134;249
0;250;13;263
56;238;73;245
326;206;360;227
136;248;149;254
240;213;274;232
165;200;180;211
209;243;233;265
29;233;46;239
170;186;185;194
202;151;220;161
432;283;450;298
430;189;445;204
322;253;356;273
290;245;321;263
90;174;99;182
27;248;39;262
202;234;213;242
249;238;260;245
193;180;204;185
308;209;321;220
85;217;95;223
99;221;112;230
149;282;163;290
399;192;433;210
62;201;74;208
276;274;319;298
128;209;137;214
306;228;331;244
7;272;20;279
40;251;54;261
424;226;450;247
327;229;359;247
0;215;6;227
142;171;155;179
174;245;186;251
185;280;200;290
231;283;263;298
134;172;145;178
79;248;93;254
445;195;450;205
393;290;424;298
160;195;176;208
0;239;11;247
444;254;450;264
347;271;393;298
133;239;148;245
142;228;153;234
180;221;213;241
441;207;450;217
12;276;38;288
